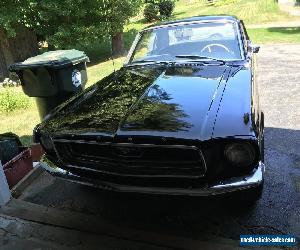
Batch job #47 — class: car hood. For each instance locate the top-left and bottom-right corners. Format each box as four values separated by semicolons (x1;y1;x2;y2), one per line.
40;63;249;141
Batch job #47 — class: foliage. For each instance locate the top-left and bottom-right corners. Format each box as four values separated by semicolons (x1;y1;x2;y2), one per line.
145;0;159;3
144;3;160;22
0;87;33;113
125;85;192;131
158;0;175;19
144;0;175;22
0;0;37;37
0;0;143;49
0;79;20;87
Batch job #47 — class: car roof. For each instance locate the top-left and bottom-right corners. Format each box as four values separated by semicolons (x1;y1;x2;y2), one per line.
144;15;240;30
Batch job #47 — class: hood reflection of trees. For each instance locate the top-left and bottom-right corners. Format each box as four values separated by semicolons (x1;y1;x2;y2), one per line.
123;84;193;132
43;67;193;133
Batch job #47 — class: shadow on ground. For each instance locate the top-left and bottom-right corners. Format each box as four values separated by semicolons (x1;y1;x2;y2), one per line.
267;27;300;35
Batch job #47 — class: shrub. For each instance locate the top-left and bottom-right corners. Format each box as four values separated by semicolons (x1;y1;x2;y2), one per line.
0;87;32;113
0;78;21;87
144;3;159;22
158;0;175;19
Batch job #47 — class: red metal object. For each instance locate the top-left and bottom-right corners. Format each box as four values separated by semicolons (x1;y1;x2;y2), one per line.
30;143;45;162
3;148;33;189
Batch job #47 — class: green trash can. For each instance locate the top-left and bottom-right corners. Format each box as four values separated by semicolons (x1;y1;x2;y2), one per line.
9;50;89;119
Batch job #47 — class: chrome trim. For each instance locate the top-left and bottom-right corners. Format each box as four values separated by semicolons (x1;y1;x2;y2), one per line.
51;139;207;176
125;32;142;65
53;139;199;149
41;160;264;196
198;149;207;173
54;164;205;179
125;19;245;64
143;19;236;32
235;21;245;60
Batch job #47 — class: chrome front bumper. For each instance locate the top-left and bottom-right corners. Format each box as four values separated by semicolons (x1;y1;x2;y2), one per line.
40;160;265;196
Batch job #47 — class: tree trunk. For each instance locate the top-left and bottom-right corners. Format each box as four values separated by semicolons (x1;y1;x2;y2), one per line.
0;26;38;81
111;32;126;57
0;28;13;81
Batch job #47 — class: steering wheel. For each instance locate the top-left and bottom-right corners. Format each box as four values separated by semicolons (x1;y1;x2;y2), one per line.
201;43;230;53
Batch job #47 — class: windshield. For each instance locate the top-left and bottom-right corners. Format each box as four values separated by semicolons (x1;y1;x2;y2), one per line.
129;21;243;63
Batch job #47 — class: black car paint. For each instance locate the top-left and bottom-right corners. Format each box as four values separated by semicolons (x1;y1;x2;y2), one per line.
39;64;257;136
35;16;263;190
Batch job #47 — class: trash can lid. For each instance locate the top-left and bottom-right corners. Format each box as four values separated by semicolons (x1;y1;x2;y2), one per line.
9;49;90;71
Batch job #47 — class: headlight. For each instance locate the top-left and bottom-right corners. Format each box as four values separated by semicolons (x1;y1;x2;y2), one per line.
40;134;54;152
224;142;255;168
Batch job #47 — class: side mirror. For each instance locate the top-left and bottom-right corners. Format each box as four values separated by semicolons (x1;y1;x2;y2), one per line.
248;44;260;54
252;45;260;53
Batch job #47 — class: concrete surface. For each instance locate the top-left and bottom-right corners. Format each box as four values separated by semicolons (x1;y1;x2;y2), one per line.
0;214;173;250
1;198;253;250
1;44;300;249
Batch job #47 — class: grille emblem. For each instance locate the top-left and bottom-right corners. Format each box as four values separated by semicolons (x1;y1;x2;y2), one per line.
113;146;142;158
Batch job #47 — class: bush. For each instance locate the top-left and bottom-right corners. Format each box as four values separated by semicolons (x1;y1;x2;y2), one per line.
158;0;175;19
0;77;21;87
144;3;159;22
0;87;32;113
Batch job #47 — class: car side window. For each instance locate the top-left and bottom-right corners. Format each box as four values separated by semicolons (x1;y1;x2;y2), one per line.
239;21;251;57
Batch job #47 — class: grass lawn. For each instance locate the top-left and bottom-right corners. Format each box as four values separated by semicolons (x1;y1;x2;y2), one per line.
173;0;297;24
0;57;125;145
1;0;300;145
248;27;300;44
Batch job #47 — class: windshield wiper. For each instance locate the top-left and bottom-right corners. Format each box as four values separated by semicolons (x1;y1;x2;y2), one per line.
131;59;157;64
126;59;173;67
175;55;226;64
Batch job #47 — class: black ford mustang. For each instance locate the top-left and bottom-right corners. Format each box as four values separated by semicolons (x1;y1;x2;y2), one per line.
35;16;264;202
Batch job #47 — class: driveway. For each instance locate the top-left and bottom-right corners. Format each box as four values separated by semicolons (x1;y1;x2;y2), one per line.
1;44;300;248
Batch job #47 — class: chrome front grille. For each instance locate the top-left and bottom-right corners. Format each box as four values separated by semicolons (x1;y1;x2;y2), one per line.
53;139;207;178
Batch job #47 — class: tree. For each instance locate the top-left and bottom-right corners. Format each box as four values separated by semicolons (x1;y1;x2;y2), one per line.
0;0;39;80
34;0;109;49
0;27;39;80
0;0;143;80
103;0;143;57
34;0;143;56
32;0;143;56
